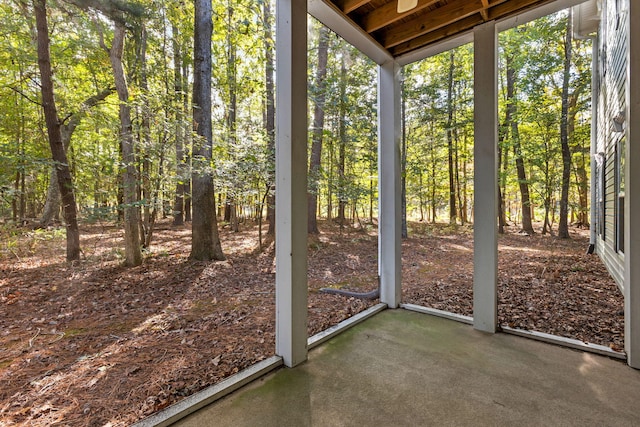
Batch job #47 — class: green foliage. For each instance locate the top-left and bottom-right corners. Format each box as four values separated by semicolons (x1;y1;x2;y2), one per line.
402;11;591;228
0;223;65;259
0;2;592;240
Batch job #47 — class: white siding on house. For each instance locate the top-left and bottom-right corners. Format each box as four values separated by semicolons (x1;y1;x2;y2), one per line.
595;0;627;290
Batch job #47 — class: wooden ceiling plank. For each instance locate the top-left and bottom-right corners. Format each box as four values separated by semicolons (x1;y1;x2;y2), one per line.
487;0;551;20
381;0;485;48
390;14;482;56
361;0;440;33
480;0;490;20
341;0;374;14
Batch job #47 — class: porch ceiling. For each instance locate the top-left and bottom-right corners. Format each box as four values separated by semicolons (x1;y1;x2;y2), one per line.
320;0;564;58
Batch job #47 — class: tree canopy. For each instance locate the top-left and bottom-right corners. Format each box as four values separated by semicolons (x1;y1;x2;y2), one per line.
0;2;592;262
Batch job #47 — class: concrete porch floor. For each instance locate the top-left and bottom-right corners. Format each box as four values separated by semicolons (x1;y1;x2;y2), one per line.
175;309;640;426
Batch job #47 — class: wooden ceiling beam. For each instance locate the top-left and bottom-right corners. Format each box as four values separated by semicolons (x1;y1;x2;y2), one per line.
487;0;552;20
390;14;482;56
480;0;490;21
339;0;374;14
361;0;440;33
381;0;483;48
381;0;512;48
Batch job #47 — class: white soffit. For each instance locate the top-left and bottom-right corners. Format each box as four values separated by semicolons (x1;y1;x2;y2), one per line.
308;0;393;65
573;0;601;38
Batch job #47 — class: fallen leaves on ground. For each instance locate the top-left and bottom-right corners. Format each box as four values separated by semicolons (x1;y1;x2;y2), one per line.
0;220;623;426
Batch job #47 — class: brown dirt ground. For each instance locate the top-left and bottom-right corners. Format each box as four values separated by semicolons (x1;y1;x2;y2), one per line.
0;219;623;426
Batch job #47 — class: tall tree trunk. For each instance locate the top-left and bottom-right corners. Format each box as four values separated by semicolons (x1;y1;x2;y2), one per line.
12;68;25;223
33;0;80;261
454;128;463;224
308;25;330;234
182;59;192;223
506;58;534;234
461;130;469;224
568;92;589;227
500;126;510;225
138;23;154;248
226;2;239;233
337;54;347;229
172;23;185;226
110;22;142;266
401;72;408;238
327;137;333;220
497;116;507;233
190;0;225;261
446;50;457;224
542;135;553;235
430;132;437;223
558;13;573;239
263;0;276;236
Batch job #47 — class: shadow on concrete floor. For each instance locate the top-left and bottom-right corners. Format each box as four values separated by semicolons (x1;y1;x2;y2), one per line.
175;309;640;426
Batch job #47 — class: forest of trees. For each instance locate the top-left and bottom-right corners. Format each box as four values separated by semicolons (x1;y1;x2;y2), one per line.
0;1;592;263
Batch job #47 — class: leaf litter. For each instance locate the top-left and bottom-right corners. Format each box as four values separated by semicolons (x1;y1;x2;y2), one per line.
0;220;623;426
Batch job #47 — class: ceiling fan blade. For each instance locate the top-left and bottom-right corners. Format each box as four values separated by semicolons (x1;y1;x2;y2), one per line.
397;0;418;13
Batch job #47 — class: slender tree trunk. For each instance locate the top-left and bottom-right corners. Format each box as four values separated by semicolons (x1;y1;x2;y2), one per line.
506;59;534;234
497;112;507;233
558;13;573;239
263;1;276;236
182;59;192;223
568;92;589;227
337;55;347;229
430;133;437;223
12;69;25;223
12;170;19;222
138;23;154;248
401;73;408;238
172;23;185;226
501;126;509;225
33;0;80;261
446;51;457;224
308;25;330;234
20;171;26;220
543;147;553;236
327;137;333;220
461;129;469;224
418;172;424;221
190;0;225;261
226;2;239;233
109;23;142;266
454;128;463;225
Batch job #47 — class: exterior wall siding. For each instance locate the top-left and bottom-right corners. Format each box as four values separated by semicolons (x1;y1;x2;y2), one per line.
595;0;627;290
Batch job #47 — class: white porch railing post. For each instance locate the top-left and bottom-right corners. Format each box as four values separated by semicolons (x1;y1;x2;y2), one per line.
625;0;640;369
473;21;498;333
378;60;402;308
275;0;308;367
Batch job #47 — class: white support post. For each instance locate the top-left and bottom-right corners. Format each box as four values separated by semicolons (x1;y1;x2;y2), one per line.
275;0;308;367
589;36;598;250
625;0;640;369
377;60;402;308
473;21;498;333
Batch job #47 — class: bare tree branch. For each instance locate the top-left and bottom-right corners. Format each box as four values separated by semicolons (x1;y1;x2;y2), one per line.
10;86;42;106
